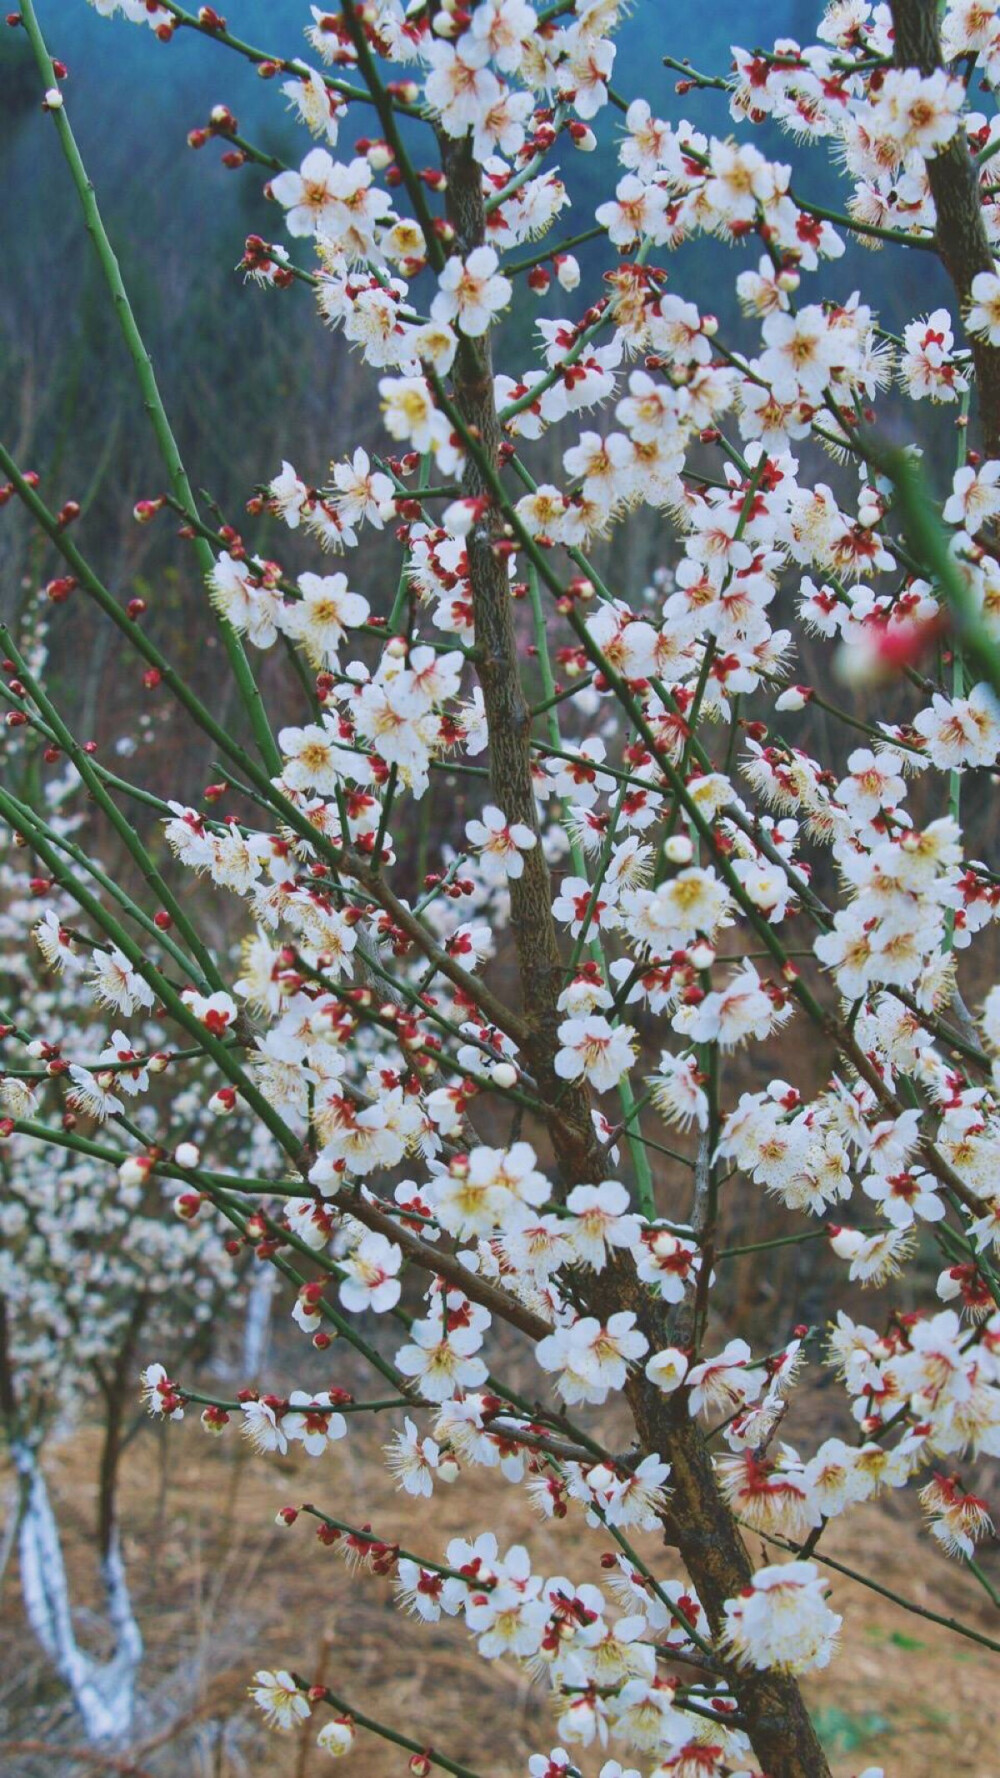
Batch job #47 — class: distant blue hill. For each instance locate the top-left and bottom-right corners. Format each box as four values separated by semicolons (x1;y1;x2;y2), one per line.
1;2;942;504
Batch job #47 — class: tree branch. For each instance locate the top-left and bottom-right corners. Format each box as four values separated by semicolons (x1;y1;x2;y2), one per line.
890;0;1000;454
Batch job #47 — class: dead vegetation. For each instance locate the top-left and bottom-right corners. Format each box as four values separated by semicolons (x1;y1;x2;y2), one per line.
1;1371;998;1778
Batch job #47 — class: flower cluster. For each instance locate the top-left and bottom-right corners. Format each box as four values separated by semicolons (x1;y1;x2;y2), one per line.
8;0;1000;1770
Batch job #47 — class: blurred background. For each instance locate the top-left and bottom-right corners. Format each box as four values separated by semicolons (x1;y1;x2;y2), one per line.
1;4;998;1775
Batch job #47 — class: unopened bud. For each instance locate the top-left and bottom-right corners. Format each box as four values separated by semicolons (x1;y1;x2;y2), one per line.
664;834;694;865
554;253;580;291
774;684;812;712
316;1717;355;1758
119;1154;152;1189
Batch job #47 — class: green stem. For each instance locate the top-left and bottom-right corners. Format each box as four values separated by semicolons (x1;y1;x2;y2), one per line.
1;782;216;992
754;1528;1000;1657
18;0;281;777
527;565;656;1218
308;1685;496;1778
0;786;301;1160
1;628;224;993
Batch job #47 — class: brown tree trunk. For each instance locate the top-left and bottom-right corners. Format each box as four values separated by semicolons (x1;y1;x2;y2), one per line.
0;1293;18;1424
890;0;1000;456
438;135;605;1181
438;132;833;1778
96;1296;147;1564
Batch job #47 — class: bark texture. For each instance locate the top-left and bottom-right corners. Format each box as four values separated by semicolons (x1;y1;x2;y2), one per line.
891;0;1000;455
96;1296;147;1564
438;131;833;1778
439;133;605;1184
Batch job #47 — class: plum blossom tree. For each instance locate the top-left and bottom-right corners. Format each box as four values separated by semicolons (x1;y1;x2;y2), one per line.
0;774;250;1740
4;0;1000;1774
0;643;267;1742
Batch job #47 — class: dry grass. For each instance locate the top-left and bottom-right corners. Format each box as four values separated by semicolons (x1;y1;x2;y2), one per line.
1;1386;999;1778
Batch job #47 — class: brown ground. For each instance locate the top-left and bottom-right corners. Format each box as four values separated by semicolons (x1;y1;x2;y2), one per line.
1;1399;998;1778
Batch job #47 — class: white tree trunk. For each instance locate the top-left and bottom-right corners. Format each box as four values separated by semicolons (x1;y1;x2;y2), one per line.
241;1259;276;1381
12;1441;142;1745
